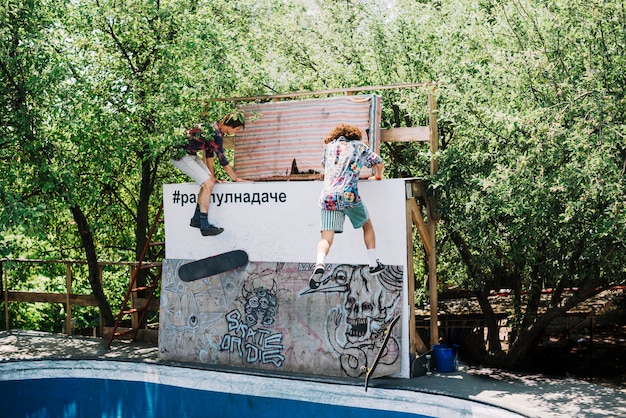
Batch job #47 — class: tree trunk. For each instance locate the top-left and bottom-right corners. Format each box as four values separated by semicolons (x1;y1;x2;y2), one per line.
505;272;603;370
134;156;158;293
135;157;154;262
476;287;502;353
70;204;115;326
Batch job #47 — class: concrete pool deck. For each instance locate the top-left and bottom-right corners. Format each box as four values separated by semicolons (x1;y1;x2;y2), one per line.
1;329;625;418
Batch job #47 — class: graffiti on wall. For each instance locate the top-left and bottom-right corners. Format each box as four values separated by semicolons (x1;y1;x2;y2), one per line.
159;259;402;378
220;280;285;367
300;264;403;377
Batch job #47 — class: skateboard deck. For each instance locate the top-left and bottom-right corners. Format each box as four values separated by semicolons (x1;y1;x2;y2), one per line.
178;250;249;282
363;314;401;391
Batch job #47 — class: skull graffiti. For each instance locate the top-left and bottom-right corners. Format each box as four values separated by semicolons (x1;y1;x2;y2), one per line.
344;266;386;344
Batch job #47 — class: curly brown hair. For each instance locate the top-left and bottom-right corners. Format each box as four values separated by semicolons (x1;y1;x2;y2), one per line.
323;123;363;144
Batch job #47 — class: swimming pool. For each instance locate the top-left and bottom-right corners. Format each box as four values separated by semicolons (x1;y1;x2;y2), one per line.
0;360;525;418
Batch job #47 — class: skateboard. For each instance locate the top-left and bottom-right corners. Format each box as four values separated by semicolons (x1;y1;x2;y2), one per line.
178;250;249;282
362;314;401;391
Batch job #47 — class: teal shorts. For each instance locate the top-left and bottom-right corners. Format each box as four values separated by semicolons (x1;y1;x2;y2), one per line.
321;201;370;232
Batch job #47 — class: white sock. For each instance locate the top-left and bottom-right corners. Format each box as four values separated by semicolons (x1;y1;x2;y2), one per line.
367;249;378;267
316;252;325;268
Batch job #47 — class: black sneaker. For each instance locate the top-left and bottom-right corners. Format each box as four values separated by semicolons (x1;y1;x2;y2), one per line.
201;224;224;236
309;265;325;289
190;218;201;228
369;260;385;275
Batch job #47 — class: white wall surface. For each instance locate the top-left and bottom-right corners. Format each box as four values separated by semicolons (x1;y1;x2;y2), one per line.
163;178;411;378
163;179;408;266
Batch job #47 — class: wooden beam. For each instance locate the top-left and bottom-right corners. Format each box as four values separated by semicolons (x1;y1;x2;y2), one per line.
428;92;439;175
381;127;430;143
212;82;438;102
3;264;7;330
424;194;439;346
408;193;439;347
5;291;99;306
66;263;72;335
406;200;429;356
409;199;433;259
130;265;139;332
428;221;439;346
99;265;104;338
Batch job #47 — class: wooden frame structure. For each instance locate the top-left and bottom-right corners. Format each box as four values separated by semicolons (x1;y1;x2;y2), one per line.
1;258;160;340
217;83;441;355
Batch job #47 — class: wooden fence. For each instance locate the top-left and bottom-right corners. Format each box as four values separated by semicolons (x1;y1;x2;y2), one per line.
0;258;138;336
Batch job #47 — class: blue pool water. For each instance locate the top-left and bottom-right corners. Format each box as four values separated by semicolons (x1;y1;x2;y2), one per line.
0;377;429;418
0;360;524;418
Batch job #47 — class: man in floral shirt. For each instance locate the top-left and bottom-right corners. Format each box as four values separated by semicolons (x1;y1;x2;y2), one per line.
309;123;385;289
170;112;246;236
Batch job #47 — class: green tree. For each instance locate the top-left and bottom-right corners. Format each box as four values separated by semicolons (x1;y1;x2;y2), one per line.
0;0;124;324
3;0;625;374
1;0;277;328
421;0;626;368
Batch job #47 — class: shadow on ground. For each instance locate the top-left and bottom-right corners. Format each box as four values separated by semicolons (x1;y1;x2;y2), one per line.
1;329;625;418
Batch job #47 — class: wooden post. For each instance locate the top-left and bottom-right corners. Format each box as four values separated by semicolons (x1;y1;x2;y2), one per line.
428;90;440;346
405;199;417;355
65;262;72;335
427;207;438;346
428;92;439;176
406;182;430;355
411;197;439;346
2;261;8;330
99;264;104;337
130;264;139;331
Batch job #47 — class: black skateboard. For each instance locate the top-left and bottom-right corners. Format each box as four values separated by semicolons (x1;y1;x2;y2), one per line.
362;314;401;391
178;250;249;282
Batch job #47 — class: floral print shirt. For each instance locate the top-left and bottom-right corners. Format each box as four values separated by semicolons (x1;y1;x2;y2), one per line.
184;122;230;166
319;136;382;210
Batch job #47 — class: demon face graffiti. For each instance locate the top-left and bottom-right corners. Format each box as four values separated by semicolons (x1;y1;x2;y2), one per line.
240;280;278;327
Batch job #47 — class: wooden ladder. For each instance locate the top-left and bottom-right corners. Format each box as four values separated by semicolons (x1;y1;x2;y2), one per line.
107;203;164;348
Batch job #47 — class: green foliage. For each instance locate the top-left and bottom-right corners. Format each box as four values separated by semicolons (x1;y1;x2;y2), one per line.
420;0;626;361
1;0;625;369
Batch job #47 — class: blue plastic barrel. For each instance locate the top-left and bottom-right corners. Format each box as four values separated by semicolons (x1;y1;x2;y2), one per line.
432;344;458;372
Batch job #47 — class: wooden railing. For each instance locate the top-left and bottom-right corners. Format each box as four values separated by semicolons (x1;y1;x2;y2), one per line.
0;258;138;336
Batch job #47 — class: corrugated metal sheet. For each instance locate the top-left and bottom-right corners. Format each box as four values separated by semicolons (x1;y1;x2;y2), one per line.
234;95;381;180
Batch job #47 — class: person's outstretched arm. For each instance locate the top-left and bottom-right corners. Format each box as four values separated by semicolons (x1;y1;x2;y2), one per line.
368;162;384;180
222;163;247;182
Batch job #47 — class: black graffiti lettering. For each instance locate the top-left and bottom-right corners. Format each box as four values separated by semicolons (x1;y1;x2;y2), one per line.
211;192;289;206
262;349;285;367
245;343;259;363
298;263;316;271
220;334;244;357
221;309;285;367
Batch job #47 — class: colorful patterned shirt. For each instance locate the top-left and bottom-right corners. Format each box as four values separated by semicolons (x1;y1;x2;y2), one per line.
184;122;230;166
319;136;382;210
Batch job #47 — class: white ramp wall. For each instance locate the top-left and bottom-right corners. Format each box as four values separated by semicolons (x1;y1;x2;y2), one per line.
163;180;407;265
160;179;411;379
